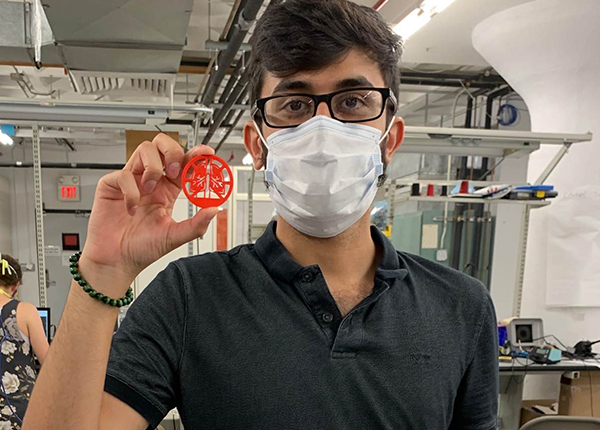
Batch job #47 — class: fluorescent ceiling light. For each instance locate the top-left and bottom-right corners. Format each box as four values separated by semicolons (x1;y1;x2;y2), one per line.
0;132;13;146
242;153;253;166
393;0;457;40
394;8;431;40
422;0;457;14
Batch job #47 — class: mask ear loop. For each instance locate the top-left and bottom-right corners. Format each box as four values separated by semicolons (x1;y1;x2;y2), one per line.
378;115;396;145
252;121;269;149
376;112;397;186
252;121;274;181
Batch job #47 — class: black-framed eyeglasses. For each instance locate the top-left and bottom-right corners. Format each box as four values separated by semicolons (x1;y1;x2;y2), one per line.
252;87;397;129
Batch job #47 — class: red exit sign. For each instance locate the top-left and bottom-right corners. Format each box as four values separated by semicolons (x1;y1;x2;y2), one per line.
61;186;78;200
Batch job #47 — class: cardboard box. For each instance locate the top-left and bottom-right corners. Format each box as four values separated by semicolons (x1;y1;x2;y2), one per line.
125;130;181;161
559;371;600;417
520;399;557;426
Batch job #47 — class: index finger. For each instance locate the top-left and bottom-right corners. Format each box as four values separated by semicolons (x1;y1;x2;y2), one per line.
182;144;215;166
152;133;187;179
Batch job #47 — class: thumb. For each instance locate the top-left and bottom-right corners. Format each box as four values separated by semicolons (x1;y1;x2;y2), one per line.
167;207;219;250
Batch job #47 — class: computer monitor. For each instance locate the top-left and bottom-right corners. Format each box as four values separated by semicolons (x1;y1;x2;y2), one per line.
37;307;51;342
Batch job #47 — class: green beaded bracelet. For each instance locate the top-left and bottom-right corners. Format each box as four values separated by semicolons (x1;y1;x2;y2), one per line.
69;252;133;308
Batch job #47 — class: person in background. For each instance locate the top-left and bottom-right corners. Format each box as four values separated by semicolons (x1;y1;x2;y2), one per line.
0;254;49;429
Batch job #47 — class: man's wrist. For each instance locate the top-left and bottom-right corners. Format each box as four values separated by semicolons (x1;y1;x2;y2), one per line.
76;254;136;299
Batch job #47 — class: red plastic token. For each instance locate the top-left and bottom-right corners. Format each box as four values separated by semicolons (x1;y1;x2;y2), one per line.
181;155;234;208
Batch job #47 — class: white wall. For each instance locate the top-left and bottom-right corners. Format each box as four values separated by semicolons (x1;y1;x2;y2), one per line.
0;175;12;255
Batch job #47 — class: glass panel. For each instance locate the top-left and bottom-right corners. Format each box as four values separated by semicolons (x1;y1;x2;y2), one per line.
236;169;269;195
234;200;275;246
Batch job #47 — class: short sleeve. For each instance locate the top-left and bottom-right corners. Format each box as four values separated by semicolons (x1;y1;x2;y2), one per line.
104;262;187;430
449;293;499;430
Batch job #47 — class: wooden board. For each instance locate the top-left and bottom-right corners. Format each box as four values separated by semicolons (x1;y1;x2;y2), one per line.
125;130;181;161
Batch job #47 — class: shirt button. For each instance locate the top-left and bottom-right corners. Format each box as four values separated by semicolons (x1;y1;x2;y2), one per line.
321;312;334;323
301;271;314;283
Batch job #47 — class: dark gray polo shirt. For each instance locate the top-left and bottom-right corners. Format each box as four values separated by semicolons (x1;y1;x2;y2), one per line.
105;221;498;430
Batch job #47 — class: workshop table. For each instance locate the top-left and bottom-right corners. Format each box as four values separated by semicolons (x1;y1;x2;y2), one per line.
498;358;600;430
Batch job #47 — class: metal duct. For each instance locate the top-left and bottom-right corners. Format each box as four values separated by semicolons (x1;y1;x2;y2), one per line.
0;1;60;64
43;0;194;94
70;71;174;96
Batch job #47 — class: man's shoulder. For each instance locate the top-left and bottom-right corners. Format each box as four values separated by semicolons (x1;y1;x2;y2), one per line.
173;243;259;276
397;250;490;302
141;244;260;302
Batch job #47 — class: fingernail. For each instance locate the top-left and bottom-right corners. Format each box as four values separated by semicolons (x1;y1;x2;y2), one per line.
144;180;157;193
167;162;181;179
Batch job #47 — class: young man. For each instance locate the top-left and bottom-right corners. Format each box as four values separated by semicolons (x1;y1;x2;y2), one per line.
24;1;498;429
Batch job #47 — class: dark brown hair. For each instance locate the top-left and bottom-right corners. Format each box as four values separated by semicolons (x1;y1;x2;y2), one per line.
0;254;22;288
248;0;403;105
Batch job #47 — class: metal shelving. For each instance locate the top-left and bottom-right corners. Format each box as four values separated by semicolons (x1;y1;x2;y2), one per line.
399;126;593;158
391;127;593;318
402;196;551;208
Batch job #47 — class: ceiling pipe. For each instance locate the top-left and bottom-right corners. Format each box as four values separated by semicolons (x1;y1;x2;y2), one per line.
0;162;124;170
56;138;76;152
484;86;512;129
195;0;246;102
205;40;252;52
467;85;513;280
401;78;500;89
215;51;251;111
223;0;250;42
222;89;249;127
215;109;246;154
197;0;265;105
201;47;250;130
373;0;390;11
202;73;249;144
400;70;505;83
215;89;249;154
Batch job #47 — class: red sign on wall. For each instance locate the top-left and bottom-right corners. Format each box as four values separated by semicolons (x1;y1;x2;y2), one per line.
60;186;78;200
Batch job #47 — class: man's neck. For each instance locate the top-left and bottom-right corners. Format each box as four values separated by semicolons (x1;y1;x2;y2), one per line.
275;213;380;287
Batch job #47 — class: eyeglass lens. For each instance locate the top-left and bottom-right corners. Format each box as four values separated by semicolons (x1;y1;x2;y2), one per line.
263;89;384;127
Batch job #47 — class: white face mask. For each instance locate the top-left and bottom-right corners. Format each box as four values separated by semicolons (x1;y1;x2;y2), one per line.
254;115;394;238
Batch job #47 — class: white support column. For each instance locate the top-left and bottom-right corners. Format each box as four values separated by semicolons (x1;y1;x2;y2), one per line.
489;156;529;320
32;123;47;307
186;130;195;257
512;205;530;317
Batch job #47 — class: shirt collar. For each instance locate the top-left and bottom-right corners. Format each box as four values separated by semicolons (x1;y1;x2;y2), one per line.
254;221;408;284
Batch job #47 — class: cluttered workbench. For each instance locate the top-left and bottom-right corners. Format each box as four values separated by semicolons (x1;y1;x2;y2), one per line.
497;319;600;430
499;358;600;430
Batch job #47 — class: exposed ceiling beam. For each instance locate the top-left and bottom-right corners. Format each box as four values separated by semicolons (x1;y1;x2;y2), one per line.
398;88;460;117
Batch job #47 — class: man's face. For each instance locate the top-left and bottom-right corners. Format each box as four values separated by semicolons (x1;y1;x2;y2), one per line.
243;48;405;168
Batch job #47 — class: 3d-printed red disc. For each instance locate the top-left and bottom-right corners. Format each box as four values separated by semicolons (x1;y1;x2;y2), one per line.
181;155;234;208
